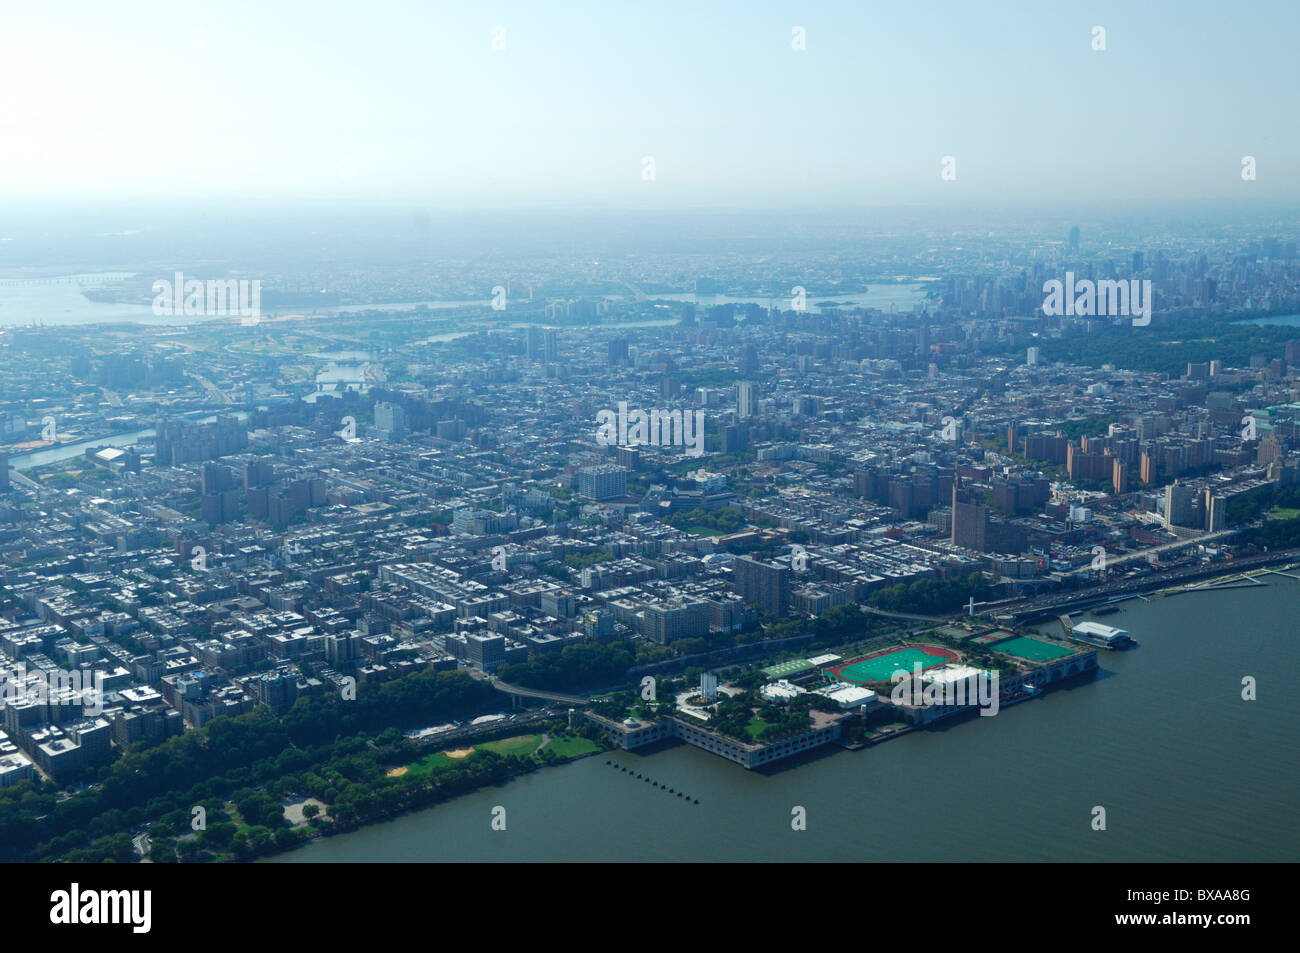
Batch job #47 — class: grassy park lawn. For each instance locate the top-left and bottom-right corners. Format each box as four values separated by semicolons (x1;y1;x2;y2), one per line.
402;750;468;777
398;730;603;779
478;734;543;757
401;733;542;776
745;716;777;742
540;735;602;758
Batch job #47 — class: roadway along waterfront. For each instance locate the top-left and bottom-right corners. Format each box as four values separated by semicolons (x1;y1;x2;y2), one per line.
269;576;1299;862
1001;548;1299;621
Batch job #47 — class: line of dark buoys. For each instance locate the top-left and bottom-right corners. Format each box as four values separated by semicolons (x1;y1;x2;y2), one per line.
606;761;698;803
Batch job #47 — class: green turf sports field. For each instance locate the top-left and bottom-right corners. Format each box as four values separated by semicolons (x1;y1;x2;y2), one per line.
992;636;1075;661
834;646;951;683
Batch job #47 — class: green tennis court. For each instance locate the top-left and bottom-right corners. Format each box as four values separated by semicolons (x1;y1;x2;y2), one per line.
993;636;1075;661
830;645;955;684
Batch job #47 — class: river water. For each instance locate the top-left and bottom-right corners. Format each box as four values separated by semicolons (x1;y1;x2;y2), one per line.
269;575;1299;862
8;411;251;471
0;275;929;326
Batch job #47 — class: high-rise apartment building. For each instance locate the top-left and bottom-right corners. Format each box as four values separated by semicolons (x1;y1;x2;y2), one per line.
733;555;789;617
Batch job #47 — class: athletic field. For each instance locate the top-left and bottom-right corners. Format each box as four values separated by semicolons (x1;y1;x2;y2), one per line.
827;644;957;685
993;636;1075;662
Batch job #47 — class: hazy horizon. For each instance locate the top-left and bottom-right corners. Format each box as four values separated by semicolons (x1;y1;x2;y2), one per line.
2;0;1297;206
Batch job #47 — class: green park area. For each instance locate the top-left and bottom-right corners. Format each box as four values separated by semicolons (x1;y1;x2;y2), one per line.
400;732;601;778
539;735;603;758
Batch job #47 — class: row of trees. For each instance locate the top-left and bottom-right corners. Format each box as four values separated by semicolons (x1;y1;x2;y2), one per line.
282;668;497;746
497;642;635;691
871;574;989;616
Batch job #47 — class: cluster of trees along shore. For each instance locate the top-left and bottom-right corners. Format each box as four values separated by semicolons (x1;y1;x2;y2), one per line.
0;594;941;859
0;669;597;862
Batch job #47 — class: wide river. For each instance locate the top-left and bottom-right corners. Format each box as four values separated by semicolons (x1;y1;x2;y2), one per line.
269;575;1299;862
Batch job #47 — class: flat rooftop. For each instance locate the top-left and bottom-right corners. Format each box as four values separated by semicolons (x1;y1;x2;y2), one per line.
920;664;991;684
763;658;814;678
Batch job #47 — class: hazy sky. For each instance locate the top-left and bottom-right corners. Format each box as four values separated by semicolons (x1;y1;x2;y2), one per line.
1;0;1296;207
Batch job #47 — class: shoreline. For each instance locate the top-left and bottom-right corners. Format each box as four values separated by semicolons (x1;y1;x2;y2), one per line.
97;562;1298;865
254;745;608;864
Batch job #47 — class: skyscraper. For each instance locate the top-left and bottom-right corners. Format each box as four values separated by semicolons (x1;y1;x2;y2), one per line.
737;381;758;419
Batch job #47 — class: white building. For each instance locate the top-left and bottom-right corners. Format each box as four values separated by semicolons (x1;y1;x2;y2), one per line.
761;679;805;703
814;683;879;711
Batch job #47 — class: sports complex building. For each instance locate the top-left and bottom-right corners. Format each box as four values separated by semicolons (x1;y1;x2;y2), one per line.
822;633;1097;724
589;629;1097;767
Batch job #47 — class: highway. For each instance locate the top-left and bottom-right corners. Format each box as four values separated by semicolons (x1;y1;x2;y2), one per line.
1000;548;1300;621
1059;528;1242;577
468;669;591;706
408;707;562;751
860;604;948;623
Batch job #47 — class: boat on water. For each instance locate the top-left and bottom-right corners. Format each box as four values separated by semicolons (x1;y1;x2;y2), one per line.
1060;615;1138;649
1091;604;1121;616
